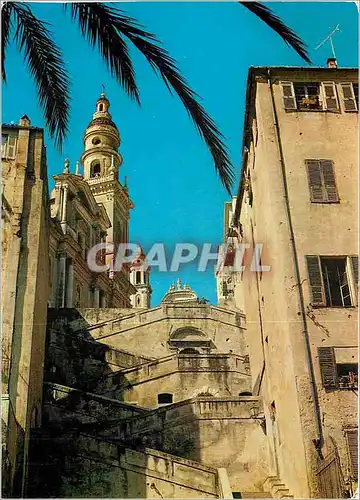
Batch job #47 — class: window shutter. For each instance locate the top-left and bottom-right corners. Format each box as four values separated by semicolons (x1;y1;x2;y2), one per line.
351;256;358;303
322;82;339;111
320;160;339;202
351;256;358;285
306;255;326;305
7;135;17;158
306;161;325;202
318;347;337;388
346;429;358;481
280;82;297;110
341;83;357;112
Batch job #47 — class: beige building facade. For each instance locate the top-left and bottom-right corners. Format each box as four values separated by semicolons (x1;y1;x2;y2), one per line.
2;116;50;496
218;64;358;498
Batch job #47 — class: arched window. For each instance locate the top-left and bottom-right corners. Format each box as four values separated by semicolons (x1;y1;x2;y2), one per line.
136;271;141;284
136;296;141;306
179;348;199;355
239;391;252;396
158;393;173;405
98;103;104;112
90;161;101;178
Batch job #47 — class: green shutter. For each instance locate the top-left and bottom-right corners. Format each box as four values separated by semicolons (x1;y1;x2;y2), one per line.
306;161;325;202
322;82;339;111
318;347;337;388
306;255;326;306
341;83;357;112
346;429;358;481
320;160;339;202
280;82;297;110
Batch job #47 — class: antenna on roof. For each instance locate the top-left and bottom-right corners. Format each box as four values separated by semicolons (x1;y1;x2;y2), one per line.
315;24;341;59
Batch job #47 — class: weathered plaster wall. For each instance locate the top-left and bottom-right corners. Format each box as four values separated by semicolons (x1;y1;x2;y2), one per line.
236;68;358;498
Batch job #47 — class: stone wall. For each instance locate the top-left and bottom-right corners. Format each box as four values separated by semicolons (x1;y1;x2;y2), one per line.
28;431;223;498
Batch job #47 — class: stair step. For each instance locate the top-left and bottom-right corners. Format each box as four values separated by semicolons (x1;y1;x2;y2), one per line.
241;493;272;498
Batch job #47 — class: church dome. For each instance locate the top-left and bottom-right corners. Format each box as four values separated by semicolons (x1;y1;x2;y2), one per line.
161;279;198;303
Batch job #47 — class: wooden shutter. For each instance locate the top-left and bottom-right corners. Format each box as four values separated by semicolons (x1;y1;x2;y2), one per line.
306;255;326;305
318;347;337;388
322;82;339;111
320;160;339;202
280;82;297;110
351;256;358;286
351;256;358;303
7;135;17;158
346;429;358;481
306;161;325;202
341;83;357;112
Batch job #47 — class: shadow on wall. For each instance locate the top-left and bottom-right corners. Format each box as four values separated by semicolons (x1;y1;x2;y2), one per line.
26;308;149;498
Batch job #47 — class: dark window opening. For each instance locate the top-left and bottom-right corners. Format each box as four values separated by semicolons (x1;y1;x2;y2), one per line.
92;137;101;146
158;393;173;405
294;83;321;110
232;493;242;498
318;347;358;390
239;391;252;396
99;104;104;112
91;162;101;178
135;271;141;284
321;258;351;307
337;363;358;389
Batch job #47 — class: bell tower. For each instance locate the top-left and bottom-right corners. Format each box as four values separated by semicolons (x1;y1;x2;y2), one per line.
130;249;152;309
81;92;133;255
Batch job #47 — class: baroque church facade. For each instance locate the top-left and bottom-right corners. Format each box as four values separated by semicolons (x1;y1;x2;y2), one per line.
2;63;358;500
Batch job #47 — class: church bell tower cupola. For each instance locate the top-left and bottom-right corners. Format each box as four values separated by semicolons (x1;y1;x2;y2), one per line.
81;92;122;181
80;92;133;255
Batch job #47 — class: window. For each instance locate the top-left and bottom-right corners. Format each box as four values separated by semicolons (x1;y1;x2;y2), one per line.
294;82;322;110
90;161;101;178
92;137;101;146
318;347;358;390
306;160;339;203
340;83;358;112
2;134;17;158
158;393;173;405
345;429;358;481
135;271;141;284
280;81;339;112
306;256;358;307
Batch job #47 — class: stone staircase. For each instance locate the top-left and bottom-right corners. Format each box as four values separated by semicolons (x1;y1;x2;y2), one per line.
263;476;293;498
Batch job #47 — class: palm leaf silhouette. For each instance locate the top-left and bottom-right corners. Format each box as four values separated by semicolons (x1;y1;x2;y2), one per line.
2;2;311;193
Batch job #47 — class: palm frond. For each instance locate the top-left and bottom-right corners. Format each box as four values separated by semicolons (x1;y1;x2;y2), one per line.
240;2;311;64
12;3;70;149
65;3;140;105
2;3;14;82
70;3;234;194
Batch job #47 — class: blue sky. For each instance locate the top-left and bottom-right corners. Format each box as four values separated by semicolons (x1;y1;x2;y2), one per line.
2;2;358;305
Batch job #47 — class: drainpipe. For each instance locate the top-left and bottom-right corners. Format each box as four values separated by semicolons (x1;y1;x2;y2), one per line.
267;69;323;452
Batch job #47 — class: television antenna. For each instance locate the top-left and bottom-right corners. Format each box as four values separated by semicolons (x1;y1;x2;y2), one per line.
315;24;341;59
